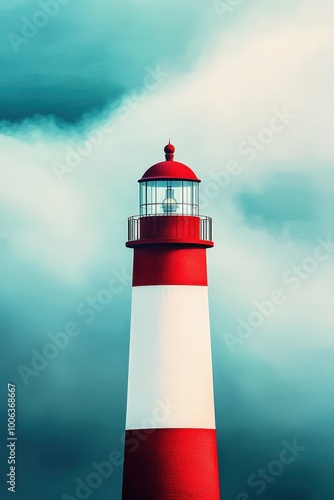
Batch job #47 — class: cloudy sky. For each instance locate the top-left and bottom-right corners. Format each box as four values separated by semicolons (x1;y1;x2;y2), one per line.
1;1;333;499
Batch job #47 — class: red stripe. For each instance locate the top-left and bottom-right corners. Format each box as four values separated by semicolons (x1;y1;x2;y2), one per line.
132;246;208;286
121;428;220;499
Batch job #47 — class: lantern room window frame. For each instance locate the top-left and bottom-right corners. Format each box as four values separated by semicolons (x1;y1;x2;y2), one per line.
139;180;200;216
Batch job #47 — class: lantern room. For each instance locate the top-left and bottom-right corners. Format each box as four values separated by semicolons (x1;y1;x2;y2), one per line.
139;180;199;216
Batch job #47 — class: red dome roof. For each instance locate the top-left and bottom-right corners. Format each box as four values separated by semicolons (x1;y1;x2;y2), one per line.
141;160;200;182
139;142;200;182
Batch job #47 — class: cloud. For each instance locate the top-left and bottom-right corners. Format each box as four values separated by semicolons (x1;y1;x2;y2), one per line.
0;0;212;123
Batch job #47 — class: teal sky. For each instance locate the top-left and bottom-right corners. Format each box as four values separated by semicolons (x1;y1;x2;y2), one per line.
1;1;334;499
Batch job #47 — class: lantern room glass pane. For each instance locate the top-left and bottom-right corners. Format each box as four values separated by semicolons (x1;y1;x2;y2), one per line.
146;181;156;215
193;183;199;208
182;181;192;214
139;182;147;206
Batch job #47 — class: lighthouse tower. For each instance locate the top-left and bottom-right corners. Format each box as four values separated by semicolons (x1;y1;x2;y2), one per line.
121;143;220;499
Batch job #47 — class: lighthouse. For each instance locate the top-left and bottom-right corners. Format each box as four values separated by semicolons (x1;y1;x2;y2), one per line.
121;143;220;499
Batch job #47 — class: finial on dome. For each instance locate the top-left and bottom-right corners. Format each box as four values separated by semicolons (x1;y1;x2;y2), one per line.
164;140;175;161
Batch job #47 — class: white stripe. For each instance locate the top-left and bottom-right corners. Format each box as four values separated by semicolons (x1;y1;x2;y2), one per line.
125;286;216;429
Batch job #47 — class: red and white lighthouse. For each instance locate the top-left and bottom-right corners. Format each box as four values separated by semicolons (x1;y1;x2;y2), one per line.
121;143;220;499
